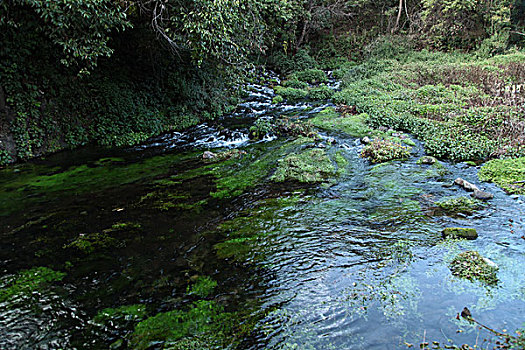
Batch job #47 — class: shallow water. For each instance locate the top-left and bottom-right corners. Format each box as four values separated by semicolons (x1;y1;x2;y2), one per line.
0;73;524;349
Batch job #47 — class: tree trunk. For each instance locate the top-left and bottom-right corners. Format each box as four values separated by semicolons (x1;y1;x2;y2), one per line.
392;0;403;34
0;86;6;114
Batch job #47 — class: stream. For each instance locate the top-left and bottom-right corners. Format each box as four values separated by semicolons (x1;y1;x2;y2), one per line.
1;72;524;349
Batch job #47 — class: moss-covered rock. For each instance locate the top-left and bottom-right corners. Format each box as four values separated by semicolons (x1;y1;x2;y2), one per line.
289;69;328;84
478;157;525;194
361;138;411;163
272;148;335;183
273;86;308;101
449;250;498;285
308;85;334;100
417;156;437;165
442;227;478;240
436;196;483;214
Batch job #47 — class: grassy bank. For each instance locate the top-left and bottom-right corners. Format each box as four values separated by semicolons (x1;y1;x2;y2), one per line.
332;50;525;162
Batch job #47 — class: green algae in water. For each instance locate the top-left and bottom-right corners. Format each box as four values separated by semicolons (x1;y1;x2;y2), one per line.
214;196;302;262
0;152;198;216
130;300;236;350
64;231;120;254
479;157;525;194
210;138;312;199
0;267;66;302
187;276;217;298
93;304;148;325
272;148;335;183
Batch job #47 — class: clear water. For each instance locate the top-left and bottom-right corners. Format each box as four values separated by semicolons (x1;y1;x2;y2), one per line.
0;73;524;349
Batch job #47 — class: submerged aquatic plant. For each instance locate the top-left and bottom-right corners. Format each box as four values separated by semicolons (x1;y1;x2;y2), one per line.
449;250;498;285
0;267;66;302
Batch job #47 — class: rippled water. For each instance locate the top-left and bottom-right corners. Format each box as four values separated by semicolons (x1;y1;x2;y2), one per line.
0;72;524;349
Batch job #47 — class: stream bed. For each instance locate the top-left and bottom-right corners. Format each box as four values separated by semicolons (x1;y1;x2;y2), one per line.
1;74;524;349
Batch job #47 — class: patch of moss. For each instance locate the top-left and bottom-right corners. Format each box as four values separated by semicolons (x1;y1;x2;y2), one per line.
210;138;312;199
442;227;478;240
436;196;483;215
0;267;66;302
450;250;498;285
187;276;218;298
361;138;412;163
93;304;148;325
271;148;335;183
214;196;301;262
64;232;120;253
130;300;235;350
478;157;525;194
0;152;197;216
310;108;372;138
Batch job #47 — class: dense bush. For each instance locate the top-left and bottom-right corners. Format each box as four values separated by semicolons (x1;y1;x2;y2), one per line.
273;86;308;101
289;69;328;84
308;85;334;100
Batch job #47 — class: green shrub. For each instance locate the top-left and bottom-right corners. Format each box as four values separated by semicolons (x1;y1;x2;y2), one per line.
273;86;308;101
289;69;328;84
282;79;308;89
308;85;334;100
0;149;12;165
249;118;274;139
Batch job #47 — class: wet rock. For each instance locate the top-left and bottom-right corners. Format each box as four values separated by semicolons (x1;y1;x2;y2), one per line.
454;178;480;192
202;151;217;159
442;227;478;240
326;137;336;144
471;189;494;200
361;136;371;144
418;156;437;165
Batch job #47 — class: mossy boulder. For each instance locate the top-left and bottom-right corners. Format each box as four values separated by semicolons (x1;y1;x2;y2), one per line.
436;196;483;215
361;138;411;163
272;148;335;183
417;156;437;165
442;227;478;240
450;250;498;285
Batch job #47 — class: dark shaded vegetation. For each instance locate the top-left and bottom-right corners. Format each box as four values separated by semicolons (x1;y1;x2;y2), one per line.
1;0;524;165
